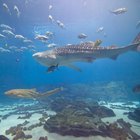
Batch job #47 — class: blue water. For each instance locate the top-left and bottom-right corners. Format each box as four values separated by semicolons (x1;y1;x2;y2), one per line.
0;0;140;102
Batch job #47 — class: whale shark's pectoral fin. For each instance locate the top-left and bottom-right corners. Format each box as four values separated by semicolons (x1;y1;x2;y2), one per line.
66;64;82;72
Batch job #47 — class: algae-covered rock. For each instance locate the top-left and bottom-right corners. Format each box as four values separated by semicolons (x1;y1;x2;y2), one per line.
128;107;140;122
44;107;106;137
0;135;9;140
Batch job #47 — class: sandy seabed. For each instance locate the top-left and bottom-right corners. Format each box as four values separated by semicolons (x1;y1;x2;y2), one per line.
0;102;140;140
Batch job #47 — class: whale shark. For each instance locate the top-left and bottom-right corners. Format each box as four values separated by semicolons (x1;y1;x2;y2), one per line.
33;33;140;72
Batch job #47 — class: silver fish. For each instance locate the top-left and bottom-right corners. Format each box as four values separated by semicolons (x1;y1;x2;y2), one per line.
3;3;11;15
110;8;127;15
33;33;140;72
14;5;20;17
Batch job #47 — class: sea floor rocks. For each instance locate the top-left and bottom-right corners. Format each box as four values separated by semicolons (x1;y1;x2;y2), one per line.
44;107;107;137
44;100;116;137
0;135;9;140
128;107;140;122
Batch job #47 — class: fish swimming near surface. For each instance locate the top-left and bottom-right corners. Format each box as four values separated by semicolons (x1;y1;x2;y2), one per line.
3;3;11;15
78;33;87;39
14;5;20;17
5;87;63;99
33;33;140;72
110;8;127;15
132;84;140;93
0;24;13;30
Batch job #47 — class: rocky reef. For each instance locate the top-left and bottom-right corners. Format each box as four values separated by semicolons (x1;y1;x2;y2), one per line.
44;100;116;137
128;107;140;122
44;100;140;139
0;135;9;140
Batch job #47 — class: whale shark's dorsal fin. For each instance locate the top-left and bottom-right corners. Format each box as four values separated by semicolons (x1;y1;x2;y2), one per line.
66;64;82;72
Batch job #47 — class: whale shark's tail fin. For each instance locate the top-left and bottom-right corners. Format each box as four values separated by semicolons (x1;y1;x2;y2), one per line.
133;32;140;44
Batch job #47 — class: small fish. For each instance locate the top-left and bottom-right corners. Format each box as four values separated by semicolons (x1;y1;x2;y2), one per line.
48;15;54;22
46;31;54;38
15;34;25;39
2;30;15;36
9;46;17;50
47;64;59;73
3;3;11;15
78;33;87;39
133;84;140;93
136;21;140;29
110;8;127;15
67;44;72;46
28;45;36;49
0;34;6;38
56;20;65;29
0;24;13;30
23;39;33;43
14;5;21;17
96;27;104;33
0;48;10;53
49;5;53;10
15;49;23;52
48;43;57;48
35;35;49;42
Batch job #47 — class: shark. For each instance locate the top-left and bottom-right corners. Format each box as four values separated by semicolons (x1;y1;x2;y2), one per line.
5;87;63;99
33;32;140;72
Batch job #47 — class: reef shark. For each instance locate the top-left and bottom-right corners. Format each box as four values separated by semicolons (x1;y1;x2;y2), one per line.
33;32;140;72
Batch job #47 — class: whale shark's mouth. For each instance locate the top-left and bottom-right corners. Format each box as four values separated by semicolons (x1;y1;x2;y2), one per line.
32;52;42;58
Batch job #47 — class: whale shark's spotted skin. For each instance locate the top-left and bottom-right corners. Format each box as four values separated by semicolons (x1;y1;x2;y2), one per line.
53;42;118;56
33;32;140;72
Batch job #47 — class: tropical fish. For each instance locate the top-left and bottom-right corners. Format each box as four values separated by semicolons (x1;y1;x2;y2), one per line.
110;8;127;15
5;87;63;99
78;33;87;39
33;33;140;72
14;5;20;17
